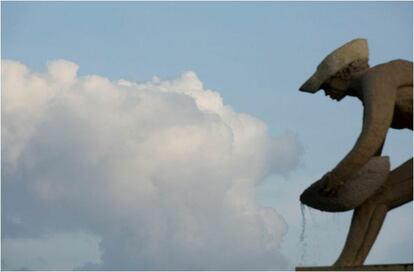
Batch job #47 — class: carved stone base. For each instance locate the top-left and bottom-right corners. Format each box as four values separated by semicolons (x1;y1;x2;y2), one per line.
296;263;413;271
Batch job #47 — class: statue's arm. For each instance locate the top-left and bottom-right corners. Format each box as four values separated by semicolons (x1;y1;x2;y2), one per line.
330;61;408;182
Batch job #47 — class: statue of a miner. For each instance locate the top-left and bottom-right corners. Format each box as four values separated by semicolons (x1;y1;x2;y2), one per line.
299;38;412;267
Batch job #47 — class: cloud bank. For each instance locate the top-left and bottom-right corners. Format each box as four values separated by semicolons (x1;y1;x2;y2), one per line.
2;60;303;270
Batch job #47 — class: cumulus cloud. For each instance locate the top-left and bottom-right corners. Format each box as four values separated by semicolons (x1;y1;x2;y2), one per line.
2;59;303;270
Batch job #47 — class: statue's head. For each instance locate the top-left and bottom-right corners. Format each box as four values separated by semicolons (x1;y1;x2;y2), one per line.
299;38;369;101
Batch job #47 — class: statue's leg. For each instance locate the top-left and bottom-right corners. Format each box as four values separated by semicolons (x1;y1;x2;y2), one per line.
351;203;388;265
334;158;413;267
385;158;413;210
334;199;378;266
353;158;412;265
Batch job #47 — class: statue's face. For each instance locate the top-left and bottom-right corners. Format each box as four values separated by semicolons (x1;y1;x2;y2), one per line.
321;77;350;101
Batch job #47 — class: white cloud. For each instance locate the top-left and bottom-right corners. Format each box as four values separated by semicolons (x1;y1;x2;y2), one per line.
2;232;101;271
2;59;304;270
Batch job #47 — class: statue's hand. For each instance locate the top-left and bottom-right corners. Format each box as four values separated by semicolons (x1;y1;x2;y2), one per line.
319;172;345;197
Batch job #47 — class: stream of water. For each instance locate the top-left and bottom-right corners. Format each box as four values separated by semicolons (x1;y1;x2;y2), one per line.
299;203;307;265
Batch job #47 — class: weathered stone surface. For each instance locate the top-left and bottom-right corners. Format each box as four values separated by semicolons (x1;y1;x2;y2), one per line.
300;38;368;93
298;38;413;267
300;156;390;212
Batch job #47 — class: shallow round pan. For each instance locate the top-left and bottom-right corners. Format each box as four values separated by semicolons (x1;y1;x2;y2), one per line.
300;156;390;212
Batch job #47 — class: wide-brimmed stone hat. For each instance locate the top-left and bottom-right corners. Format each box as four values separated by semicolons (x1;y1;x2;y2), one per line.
299;38;369;93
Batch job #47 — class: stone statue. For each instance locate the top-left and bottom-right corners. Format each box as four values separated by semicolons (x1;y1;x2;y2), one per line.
299;38;413;267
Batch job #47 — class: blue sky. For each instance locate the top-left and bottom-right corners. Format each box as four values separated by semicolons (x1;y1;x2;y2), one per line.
2;1;413;270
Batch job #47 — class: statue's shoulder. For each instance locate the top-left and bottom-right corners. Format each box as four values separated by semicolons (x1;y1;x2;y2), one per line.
368;59;412;74
361;59;413;85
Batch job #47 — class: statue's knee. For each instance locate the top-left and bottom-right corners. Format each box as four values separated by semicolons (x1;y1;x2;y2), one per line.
365;185;391;206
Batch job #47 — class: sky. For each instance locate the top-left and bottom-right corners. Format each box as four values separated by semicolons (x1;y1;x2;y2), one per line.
1;1;413;270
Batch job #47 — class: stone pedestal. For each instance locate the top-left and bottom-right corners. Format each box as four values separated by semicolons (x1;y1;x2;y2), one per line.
296;263;413;271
